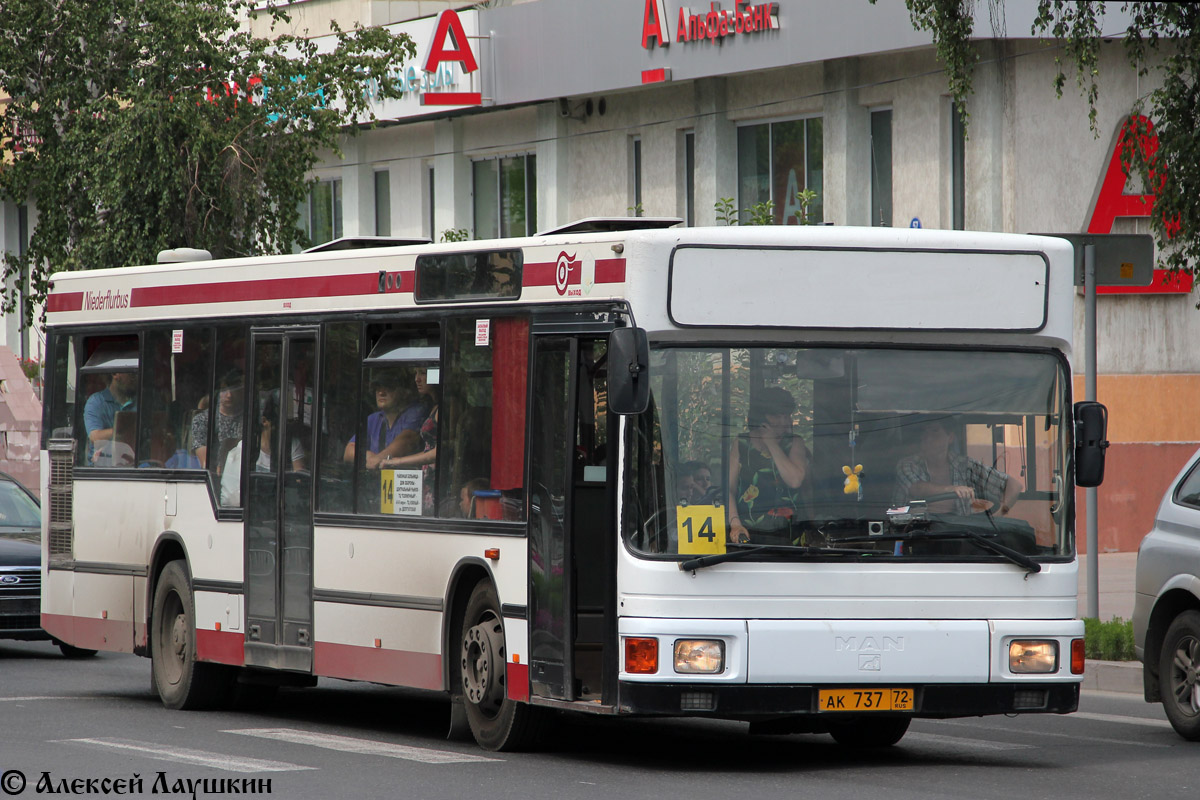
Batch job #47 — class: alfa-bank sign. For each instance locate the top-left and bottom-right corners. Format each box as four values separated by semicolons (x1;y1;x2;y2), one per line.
639;0;780;81
309;9;483;120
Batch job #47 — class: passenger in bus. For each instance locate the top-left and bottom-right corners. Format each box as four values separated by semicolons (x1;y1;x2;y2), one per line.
458;477;491;518
727;387;810;544
219;394;307;506
342;370;424;470
84;372;138;465
190;369;244;469
678;460;718;505
380;368;440;513
891;417;1022;516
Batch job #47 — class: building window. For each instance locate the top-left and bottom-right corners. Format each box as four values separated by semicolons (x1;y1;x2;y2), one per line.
870;109;893;227
302;178;343;246
737;117;823;224
427;166;436;241
631;136;643;216
473;154;537;240
684;130;696;226
374;170;391;236
951;103;965;230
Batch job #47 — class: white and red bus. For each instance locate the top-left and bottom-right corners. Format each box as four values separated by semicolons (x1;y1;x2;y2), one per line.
40;221;1107;750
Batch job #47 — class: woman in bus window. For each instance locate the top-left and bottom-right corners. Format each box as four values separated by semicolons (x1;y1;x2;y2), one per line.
727;387;810;545
342;370;423;470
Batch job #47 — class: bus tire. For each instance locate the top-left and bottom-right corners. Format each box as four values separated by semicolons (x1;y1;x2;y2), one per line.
827;716;910;747
1158;610;1200;741
151;560;232;710
458;581;542;751
56;641;98;659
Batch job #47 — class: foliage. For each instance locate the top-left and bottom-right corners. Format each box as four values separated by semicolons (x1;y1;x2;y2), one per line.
882;1;1200;285
714;197;738;226
440;228;470;243
746;200;775;226
17;358;41;381
0;0;416;323
794;188;819;225
1083;615;1135;661
627;201;644;218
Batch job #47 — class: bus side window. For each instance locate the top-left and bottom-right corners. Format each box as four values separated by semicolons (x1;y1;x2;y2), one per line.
137;328;212;469
317;322;360;514
438;316;528;520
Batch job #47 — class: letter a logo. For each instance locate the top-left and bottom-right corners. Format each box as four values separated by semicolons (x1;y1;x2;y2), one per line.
641;0;671;49
424;9;478;74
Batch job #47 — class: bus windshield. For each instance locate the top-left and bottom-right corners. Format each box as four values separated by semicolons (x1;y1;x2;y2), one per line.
626;347;1070;562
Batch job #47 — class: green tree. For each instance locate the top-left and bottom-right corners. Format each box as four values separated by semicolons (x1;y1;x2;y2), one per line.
884;2;1199;281
0;0;416;321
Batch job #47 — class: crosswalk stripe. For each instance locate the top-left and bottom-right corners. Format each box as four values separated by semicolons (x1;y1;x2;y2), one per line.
227;728;501;764
58;738;314;772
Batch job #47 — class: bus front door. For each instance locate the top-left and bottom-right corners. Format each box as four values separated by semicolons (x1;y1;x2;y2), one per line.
528;334;614;704
243;330;317;673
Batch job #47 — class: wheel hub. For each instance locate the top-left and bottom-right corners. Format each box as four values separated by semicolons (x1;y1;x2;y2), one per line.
1171;635;1200;716
462;618;505;709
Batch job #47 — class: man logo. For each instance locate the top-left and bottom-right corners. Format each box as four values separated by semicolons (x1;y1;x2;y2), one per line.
0;575;20;585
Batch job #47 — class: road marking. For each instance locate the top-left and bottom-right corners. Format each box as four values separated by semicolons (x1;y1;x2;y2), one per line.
227;728;501;764
904;731;1033;752
0;696;103;702
934;718;1173;747
1071;711;1175;729
57;738;313;772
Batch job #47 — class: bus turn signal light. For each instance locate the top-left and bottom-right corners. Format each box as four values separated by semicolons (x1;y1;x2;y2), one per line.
1071;638;1085;674
624;637;659;674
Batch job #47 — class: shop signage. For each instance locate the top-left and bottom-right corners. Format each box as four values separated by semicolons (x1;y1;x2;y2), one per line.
421;9;482;106
1088;115;1191;295
641;0;780;49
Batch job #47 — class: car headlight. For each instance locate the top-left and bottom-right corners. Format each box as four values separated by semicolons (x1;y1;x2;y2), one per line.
673;639;725;674
1009;640;1058;673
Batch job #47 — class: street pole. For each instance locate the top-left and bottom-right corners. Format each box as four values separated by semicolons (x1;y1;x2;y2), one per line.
1084;243;1099;619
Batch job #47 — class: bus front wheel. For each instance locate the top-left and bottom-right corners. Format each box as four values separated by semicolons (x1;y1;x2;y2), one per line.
458;581;543;751
151;560;232;710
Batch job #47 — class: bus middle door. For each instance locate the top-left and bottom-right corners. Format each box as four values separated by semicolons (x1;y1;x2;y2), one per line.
528;327;614;705
243;329;317;673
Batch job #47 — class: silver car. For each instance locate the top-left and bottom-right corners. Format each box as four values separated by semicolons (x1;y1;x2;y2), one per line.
1134;447;1200;741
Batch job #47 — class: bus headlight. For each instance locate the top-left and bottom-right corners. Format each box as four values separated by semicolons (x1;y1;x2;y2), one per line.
1009;640;1058;673
673;639;725;674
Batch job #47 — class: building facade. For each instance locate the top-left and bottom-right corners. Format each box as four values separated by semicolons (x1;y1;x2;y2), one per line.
3;0;1196;546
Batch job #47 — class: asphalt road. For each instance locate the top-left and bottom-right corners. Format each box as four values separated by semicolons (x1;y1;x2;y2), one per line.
1;640;1196;800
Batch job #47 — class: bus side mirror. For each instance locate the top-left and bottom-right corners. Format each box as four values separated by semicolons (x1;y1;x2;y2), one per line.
608;327;650;415
1074;401;1109;488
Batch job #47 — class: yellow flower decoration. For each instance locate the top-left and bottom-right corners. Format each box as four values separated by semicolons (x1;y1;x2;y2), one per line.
741;484;760;504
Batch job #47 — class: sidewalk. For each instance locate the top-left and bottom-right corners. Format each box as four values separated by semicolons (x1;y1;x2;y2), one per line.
1077;551;1141;695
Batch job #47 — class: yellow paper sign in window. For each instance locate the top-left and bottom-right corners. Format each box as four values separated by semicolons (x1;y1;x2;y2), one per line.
676;504;727;555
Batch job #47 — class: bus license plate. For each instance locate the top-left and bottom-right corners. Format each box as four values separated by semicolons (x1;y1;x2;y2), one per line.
818;688;914;712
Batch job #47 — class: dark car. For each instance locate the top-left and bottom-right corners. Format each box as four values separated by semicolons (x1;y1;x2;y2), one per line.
0;471;94;657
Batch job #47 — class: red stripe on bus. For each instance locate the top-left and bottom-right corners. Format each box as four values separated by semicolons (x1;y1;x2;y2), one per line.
314;641;443;690
506;661;530;702
130;274;385;307
41;613;136;653
47;292;84;313
195;628;246;666
595;258;626;283
524;261;557;286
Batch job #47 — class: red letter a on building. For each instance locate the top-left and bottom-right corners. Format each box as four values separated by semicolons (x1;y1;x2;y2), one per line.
424;9;479;74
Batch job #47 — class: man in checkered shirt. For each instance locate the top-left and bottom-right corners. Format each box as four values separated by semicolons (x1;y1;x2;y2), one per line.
892;417;1022;516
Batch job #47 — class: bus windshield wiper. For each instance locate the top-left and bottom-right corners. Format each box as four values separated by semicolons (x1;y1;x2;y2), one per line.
679;543;879;572
834;529;1041;574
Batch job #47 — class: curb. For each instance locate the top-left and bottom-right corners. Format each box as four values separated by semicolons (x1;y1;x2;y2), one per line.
1081;658;1142;695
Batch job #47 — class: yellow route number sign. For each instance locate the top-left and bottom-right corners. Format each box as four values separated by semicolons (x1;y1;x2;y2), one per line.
676;504;726;555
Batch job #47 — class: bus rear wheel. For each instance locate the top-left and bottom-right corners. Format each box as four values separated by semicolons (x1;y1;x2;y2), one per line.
459;581;542;751
151;560;232;710
827;716;911;747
